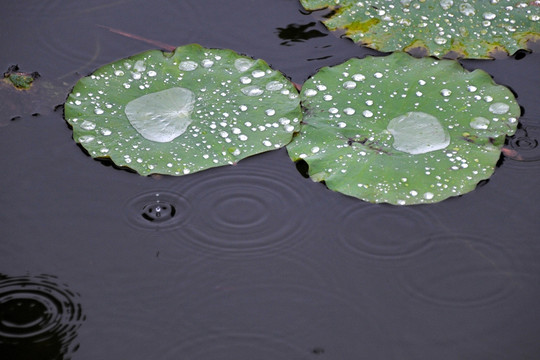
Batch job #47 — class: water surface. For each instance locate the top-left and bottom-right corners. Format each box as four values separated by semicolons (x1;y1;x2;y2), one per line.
1;0;540;359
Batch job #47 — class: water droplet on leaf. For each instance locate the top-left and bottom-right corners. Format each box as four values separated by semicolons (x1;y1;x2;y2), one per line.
387;112;450;154
124;87;195;143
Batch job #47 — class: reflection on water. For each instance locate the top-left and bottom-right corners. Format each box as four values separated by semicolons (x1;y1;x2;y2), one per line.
0;274;84;360
275;22;327;46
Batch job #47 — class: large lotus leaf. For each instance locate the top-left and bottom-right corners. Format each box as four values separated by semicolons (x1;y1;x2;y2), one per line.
300;0;540;59
287;52;520;205
64;44;301;176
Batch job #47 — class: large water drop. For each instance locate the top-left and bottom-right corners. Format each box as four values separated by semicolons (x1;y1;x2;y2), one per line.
125;87;195;143
241;86;264;96
459;3;476;16
489;102;510;114
266;81;283;91
178;61;198;71
470;117;490;130
387;112;450;155
439;0;453;10
234;58;254;72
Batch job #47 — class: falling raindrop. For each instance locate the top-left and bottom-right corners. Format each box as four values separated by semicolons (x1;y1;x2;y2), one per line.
142;202;176;222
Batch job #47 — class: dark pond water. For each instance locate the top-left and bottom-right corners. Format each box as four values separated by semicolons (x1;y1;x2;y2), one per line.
1;0;540;359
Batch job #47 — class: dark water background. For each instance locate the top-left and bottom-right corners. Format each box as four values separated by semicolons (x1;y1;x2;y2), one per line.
1;0;540;359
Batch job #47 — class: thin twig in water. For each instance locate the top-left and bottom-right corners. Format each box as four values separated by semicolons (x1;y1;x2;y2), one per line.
97;25;176;52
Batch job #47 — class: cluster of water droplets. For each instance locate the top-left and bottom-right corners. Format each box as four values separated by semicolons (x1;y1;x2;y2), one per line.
318;0;539;57
65;45;301;175
292;53;518;204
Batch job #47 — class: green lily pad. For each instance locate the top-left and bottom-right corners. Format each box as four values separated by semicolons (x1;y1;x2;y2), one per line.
287;52;520;205
300;0;540;58
64;44;301;175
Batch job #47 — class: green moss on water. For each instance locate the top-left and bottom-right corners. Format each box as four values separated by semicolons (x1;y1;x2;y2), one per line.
7;73;35;89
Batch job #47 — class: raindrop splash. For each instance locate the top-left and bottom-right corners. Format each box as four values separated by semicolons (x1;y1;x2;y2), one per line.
142;202;176;222
0;274;84;358
125;191;191;230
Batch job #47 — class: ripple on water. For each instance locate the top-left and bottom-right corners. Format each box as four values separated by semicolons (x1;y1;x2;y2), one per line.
124;191;192;231
15;1;111;75
177;253;351;333
159;333;307;360
504;119;540;168
0;274;84;357
12;2;155;78
173;167;312;257
6;0;63;19
396;233;520;308
190;284;367;337
336;204;437;266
